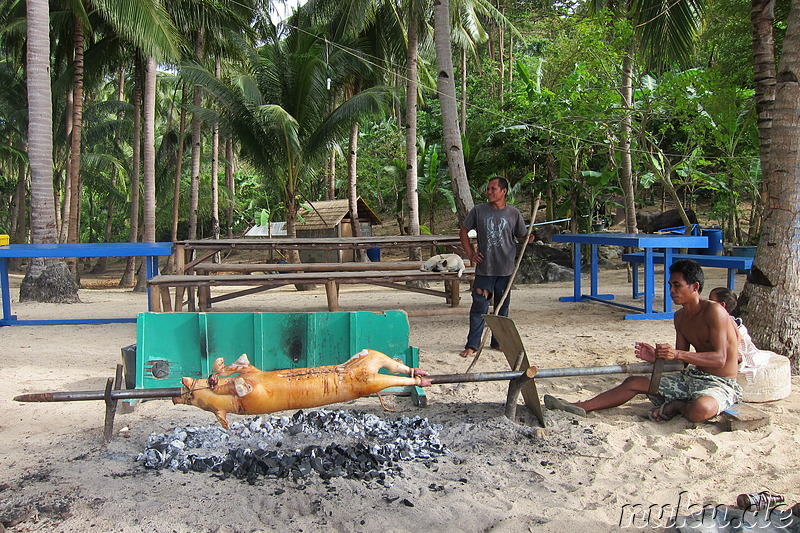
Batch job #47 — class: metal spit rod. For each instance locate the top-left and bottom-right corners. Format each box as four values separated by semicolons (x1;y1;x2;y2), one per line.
13;361;682;403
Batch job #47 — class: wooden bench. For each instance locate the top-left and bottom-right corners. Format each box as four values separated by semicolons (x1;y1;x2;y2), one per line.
148;268;475;313
622;252;754;298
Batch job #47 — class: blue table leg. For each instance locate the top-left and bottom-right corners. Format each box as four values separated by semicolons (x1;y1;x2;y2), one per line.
663;248;674;313
559;242;583;302
625;247;675;320
643;248;654;314
727;268;736;290
145;254;158;311
631;263;640;299
0;258;17;326
590;244;599;296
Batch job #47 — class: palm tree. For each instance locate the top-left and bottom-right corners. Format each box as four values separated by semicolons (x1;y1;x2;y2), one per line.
738;0;800;368
20;0;79;302
181;17;392;262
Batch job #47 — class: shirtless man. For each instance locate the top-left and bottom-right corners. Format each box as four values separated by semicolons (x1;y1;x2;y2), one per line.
545;259;743;422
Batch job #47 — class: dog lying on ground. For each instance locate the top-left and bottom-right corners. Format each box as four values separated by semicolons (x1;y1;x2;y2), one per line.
420;253;466;277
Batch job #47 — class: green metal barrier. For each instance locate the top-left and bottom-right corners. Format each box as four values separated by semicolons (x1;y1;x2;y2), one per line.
129;311;423;404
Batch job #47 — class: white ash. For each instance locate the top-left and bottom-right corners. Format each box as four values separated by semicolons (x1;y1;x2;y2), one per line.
136;409;448;484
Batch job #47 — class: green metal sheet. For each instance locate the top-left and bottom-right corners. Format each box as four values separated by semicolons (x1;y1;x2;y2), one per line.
134;311;419;393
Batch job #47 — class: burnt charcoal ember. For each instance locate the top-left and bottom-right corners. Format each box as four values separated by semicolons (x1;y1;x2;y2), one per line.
136;409;447;484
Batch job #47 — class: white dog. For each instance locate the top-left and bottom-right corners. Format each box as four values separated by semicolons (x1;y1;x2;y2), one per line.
420;253;466;277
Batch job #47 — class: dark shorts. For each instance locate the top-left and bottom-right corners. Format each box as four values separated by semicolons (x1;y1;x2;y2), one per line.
648;367;743;415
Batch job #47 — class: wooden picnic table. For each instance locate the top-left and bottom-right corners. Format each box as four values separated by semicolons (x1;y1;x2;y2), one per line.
153;235;471;313
174;235;463;272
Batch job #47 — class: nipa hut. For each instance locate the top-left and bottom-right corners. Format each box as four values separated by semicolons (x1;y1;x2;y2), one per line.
297;198;382;262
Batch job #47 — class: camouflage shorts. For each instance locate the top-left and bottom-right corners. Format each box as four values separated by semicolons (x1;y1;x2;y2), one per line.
648;367;743;414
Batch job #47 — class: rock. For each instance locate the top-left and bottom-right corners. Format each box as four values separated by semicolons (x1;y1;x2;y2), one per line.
517;243;573;284
637;209;698;234
545;263;573;282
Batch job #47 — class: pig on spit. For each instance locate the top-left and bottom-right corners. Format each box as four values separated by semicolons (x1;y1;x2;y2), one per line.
172;349;432;429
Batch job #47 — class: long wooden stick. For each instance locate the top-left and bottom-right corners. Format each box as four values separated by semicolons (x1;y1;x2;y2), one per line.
463;193;541;374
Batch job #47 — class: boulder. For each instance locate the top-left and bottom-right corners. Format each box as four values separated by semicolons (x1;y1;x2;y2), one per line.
637;208;698;234
516;242;573;284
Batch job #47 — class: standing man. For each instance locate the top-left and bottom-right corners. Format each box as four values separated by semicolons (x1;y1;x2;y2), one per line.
458;177;532;358
544;260;743;422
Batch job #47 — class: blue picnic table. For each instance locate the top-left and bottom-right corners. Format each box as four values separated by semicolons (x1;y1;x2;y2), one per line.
0;242;174;326
551;233;708;320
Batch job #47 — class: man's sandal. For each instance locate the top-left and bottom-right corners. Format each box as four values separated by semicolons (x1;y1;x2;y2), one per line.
649;404;675;422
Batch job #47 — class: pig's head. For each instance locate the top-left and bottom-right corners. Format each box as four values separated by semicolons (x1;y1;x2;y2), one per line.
172;376;239;429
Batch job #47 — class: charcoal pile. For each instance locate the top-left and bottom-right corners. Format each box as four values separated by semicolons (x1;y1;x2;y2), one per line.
136;409;448;484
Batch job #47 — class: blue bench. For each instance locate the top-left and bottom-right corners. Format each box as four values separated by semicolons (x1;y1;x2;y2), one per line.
622;252;753;299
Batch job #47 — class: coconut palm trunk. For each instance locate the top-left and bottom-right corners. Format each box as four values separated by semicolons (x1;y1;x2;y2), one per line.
405;14;422;260
120;60;143;288
20;0;79;303
433;0;473;221
739;0;800;368
619;53;638;234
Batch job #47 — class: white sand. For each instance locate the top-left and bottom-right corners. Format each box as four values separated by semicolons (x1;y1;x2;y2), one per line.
2;268;798;532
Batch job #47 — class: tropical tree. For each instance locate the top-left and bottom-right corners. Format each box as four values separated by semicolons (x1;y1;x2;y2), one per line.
738;0;800;369
182;17;392;262
586;0;704;234
19;0;79;301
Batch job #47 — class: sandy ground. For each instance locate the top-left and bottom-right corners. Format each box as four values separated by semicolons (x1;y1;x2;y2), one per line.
1;266;798;533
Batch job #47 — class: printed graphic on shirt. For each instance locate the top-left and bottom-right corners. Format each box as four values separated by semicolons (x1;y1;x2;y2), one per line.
484;216;509;250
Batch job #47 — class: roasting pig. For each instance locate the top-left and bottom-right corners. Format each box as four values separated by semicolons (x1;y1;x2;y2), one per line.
173;349;431;429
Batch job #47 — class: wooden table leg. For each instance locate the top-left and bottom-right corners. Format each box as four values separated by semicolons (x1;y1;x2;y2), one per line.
446;279;461;306
198;285;209;311
160;286;173;312
325;281;340;311
149;287;163;312
187;287;196;312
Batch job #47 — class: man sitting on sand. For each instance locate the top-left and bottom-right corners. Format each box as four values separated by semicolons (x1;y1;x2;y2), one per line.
545;259;743;422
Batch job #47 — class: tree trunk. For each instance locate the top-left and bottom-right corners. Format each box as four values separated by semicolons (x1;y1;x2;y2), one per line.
347;121;366;261
171;85;188;242
134;56;158;292
739;0;800;370
120;59;143;288
405;15;421;261
460;47;467;135
751;0;776;232
499;22;505;104
59;86;73;244
433;0;473;222
67;16;84;252
188;31;205;240
10;151;28;269
20;0;79;303
94;67;126;274
211;58;221;242
226;137;235;238
142;57;157;244
619;53;638;234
